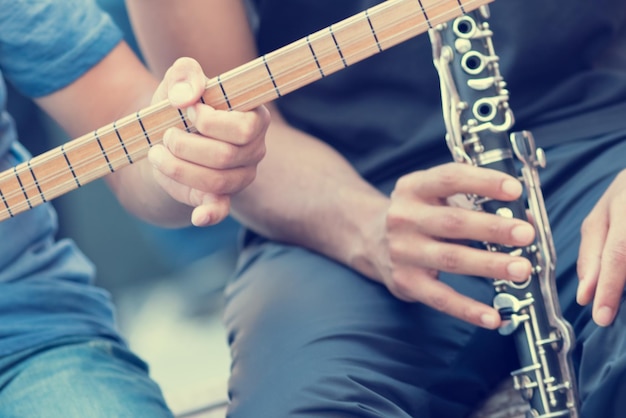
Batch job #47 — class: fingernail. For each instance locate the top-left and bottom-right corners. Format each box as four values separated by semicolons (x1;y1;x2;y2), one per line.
191;207;212;227
576;284;585;305
576;277;588;305
502;179;522;197
169;82;194;104
148;145;164;166
481;313;499;329
162;129;173;146
596;306;613;327
186;106;197;124
507;260;530;281
511;224;534;244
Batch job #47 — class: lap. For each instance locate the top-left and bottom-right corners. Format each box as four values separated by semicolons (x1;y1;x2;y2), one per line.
224;240;517;417
224;132;626;417
0;338;173;418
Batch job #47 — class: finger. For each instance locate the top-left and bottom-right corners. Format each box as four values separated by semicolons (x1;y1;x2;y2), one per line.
191;195;231;227
592;203;626;327
150;165;230;226
148;144;257;195
400;163;523;203
154;57;208;107
391;271;501;329
390;204;535;248
162;127;265;169
187;104;270;146
576;212;606;306
390;235;532;283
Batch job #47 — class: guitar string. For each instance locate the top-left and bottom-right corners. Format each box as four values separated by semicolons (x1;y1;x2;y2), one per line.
6;0;481;173
0;0;481;216
0;0;487;217
0;0;484;214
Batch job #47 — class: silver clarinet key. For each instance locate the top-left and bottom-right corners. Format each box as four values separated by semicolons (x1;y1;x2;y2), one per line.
429;6;579;418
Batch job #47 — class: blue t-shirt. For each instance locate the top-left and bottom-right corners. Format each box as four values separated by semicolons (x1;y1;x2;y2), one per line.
247;0;626;192
0;0;124;355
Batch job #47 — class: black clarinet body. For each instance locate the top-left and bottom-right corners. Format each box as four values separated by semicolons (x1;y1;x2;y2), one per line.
428;6;579;417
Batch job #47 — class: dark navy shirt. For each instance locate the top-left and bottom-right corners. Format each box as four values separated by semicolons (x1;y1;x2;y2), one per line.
247;0;626;191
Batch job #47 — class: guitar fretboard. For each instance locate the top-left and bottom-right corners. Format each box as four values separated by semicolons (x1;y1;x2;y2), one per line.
0;0;492;222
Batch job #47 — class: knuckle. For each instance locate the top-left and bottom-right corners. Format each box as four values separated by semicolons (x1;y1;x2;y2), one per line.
193;113;211;134
203;174;229;194
238;119;260;143
187;188;204;207
215;144;238;167
388;271;414;299
236;168;258;191
439;211;465;235
254;141;267;163
580;216;596;236
607;239;626;265
433;164;459;189
487;220;508;242
427;291;449;312
386;237;407;262
161;160;184;182
395;172;420;193
385;206;407;231
436;249;461;272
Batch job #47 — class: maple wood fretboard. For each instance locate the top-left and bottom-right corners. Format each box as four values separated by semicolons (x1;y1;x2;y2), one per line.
0;0;492;222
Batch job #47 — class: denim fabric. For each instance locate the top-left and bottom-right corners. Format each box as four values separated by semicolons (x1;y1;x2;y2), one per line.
0;338;173;418
0;0;124;356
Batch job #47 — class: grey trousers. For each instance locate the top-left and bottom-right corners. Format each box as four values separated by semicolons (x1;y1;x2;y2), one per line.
224;131;626;417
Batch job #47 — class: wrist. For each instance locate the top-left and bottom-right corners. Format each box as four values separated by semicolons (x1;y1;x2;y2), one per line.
343;195;390;283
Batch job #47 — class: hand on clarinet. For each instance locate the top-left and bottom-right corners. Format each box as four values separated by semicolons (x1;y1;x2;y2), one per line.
372;162;536;329
577;169;626;327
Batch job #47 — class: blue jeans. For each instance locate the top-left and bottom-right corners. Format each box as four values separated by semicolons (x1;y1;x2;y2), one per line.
0;338;173;418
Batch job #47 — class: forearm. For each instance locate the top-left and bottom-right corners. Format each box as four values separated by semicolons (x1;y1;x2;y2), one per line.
35;41;200;227
126;0;389;266
125;0;256;77
232;110;389;280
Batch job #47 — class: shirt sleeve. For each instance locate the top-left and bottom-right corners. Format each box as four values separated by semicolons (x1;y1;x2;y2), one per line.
0;0;123;98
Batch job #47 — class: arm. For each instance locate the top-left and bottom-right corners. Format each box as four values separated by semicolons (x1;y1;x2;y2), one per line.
126;0;390;276
577;170;626;326
35;40;268;228
127;0;536;329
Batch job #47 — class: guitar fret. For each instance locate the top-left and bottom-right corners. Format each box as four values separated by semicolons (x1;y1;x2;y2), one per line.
214;75;233;110
456;0;467;14
422;0;468;27
61;145;81;188
94;130;115;173
306;35;325;78
177;109;192;132
365;10;383;53
13;167;32;209
0;188;12;218
113;122;133;164
328;26;348;68
27;160;46;203
216;57;279;110
263;55;282;98
417;0;433;28
137;111;151;145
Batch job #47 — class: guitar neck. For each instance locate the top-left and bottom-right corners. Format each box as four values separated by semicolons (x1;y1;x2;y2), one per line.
0;0;491;222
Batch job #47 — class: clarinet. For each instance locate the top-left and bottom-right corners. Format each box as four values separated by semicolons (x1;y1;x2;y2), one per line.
428;6;579;418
